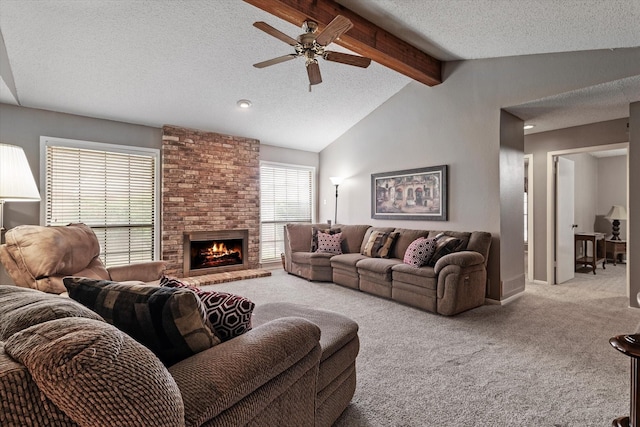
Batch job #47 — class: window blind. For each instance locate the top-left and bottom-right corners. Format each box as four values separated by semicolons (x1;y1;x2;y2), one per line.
260;162;314;263
45;143;157;268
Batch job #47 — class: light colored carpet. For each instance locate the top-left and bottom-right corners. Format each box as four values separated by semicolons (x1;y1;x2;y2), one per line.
206;263;636;426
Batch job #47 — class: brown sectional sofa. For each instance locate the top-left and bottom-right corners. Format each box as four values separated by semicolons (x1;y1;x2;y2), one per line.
284;223;492;316
0;284;359;426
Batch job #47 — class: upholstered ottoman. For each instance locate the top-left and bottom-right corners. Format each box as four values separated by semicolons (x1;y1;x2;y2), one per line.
252;302;359;427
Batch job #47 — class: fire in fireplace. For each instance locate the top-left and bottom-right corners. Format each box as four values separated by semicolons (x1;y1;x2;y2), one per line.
183;230;249;276
190;239;243;269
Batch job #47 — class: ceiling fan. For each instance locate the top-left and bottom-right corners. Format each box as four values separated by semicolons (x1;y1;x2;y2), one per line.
252;15;372;88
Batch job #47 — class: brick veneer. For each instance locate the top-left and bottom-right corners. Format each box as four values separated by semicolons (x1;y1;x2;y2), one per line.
162;125;260;277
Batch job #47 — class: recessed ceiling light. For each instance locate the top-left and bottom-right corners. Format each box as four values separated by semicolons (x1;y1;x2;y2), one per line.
237;99;252;109
524;124;535;130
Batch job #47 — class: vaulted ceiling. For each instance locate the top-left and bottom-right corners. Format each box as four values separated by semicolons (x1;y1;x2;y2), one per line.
1;0;638;152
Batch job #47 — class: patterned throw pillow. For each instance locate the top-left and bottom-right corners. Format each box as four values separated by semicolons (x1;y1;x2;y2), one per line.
161;276;255;342
403;237;439;267
311;227;341;252
63;277;220;366
361;231;399;258
426;235;464;267
316;231;343;254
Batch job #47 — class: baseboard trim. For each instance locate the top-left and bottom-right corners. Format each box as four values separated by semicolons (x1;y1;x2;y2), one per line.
531;280;548;285
485;292;524;306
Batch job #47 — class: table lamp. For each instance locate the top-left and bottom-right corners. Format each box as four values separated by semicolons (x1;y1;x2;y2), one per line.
605;205;627;240
0;143;41;240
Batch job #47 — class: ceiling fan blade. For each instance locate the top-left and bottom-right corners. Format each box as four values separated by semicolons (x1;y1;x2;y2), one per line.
306;61;322;85
253;54;298;69
323;51;371;68
253;21;299;46
315;15;353;46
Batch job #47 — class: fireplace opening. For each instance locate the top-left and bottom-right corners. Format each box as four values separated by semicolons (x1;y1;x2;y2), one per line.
191;239;243;270
184;230;249;276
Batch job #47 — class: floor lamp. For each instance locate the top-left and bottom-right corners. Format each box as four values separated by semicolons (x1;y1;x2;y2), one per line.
329;177;344;225
0;143;41;242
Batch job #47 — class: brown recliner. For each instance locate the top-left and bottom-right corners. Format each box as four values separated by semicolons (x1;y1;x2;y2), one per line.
0;223;166;293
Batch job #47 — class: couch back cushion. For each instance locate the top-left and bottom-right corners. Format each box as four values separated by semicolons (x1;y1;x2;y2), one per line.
391;228;430;259
0;285;104;341
0;223;109;293
466;232;493;265
5;317;185;427
338;224;371;253
0;342;77;426
286;223;330;252
64;277;220;366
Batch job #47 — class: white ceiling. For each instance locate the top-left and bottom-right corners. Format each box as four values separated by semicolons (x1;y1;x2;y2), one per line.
1;0;639;152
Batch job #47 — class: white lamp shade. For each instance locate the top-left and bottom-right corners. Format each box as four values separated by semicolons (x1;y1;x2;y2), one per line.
329;176;344;186
0;143;41;201
605;205;627;221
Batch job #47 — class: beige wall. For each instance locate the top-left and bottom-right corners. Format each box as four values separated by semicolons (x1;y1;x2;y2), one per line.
319;48;640;301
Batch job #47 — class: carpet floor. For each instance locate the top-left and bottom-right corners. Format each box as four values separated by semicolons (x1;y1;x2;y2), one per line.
205;263;636;426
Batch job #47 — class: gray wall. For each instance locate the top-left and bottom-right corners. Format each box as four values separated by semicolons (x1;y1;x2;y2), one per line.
630;102;639;307
524;118;629;283
319;48;640;301
597;155;628;240
563;153;598;234
0;103;162;230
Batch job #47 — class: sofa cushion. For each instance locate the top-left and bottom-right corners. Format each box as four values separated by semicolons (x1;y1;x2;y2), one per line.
391;228;430;259
356;257;402;278
287;223;329;252
317;231;343;254
392;264;438;290
64;277;220;366
161;276;255;342
402;237;438;267
5;317;185;427
336;224;371;253
426;235;465;267
0;285;104;341
292;251;334;266
311;226;341;252
0;342;77;426
361;231;399;258
330;253;368;268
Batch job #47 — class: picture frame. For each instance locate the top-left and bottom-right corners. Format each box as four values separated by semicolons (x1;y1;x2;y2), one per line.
371;165;448;221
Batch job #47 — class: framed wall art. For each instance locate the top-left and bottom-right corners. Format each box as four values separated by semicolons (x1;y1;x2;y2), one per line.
371;165;448;221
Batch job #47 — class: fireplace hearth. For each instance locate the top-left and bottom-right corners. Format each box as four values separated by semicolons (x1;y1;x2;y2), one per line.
183;230;249;277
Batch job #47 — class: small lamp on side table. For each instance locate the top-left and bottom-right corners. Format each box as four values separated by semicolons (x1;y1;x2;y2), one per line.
0;143;41;243
605;205;627;240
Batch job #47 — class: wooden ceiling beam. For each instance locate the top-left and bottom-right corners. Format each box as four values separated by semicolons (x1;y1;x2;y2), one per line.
243;0;442;86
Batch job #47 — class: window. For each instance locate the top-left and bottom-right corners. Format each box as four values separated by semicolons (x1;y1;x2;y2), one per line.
260;162;315;263
41;136;160;267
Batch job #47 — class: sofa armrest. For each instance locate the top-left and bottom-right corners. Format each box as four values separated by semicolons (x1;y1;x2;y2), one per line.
168;317;321;427
107;261;167;283
433;251;484;274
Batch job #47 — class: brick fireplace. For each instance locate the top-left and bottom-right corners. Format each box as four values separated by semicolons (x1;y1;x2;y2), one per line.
161;125;260;277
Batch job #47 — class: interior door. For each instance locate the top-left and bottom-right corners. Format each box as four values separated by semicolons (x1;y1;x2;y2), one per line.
555;156;575;284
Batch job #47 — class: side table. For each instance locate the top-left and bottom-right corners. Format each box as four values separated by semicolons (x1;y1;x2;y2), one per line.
606;240;627;266
575;232;606;275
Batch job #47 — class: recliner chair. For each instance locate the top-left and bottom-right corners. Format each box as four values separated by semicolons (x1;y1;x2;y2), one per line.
0;223;165;293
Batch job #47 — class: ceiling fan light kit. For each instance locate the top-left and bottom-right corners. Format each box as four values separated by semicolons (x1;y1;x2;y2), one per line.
252;15;371;88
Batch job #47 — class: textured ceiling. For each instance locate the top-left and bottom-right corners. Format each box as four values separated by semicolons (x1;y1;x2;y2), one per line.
0;0;639;152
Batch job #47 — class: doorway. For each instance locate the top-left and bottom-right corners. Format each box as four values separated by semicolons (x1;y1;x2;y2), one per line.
546;143;629;292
